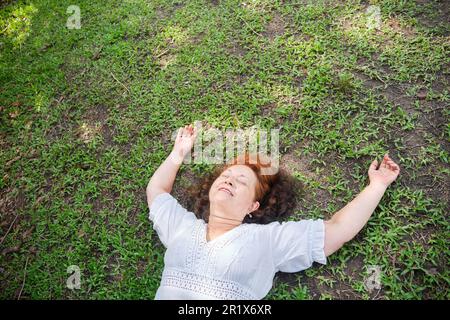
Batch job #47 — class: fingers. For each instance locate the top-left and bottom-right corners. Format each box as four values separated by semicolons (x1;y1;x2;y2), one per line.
179;124;196;138
369;153;400;174
176;127;183;140
186;124;193;136
369;159;378;171
381;153;401;173
387;159;400;172
380;153;389;169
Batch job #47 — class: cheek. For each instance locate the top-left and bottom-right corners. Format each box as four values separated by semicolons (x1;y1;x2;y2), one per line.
235;186;253;200
212;180;220;191
209;183;216;196
209;180;220;197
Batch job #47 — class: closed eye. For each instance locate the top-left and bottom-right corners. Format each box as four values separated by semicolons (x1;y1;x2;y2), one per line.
237;179;247;186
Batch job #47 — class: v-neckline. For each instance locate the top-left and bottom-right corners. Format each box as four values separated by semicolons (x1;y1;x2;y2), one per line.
202;222;246;245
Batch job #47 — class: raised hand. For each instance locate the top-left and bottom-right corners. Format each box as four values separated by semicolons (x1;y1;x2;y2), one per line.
170;124;198;164
368;153;400;189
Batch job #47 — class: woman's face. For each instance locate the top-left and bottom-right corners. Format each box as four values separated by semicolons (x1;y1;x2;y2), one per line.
209;165;260;220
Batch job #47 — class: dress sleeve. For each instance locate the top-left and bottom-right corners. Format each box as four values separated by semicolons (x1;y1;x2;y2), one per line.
269;219;327;273
148;192;198;248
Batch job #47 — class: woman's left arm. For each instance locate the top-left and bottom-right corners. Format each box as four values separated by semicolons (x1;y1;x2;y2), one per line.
323;153;400;257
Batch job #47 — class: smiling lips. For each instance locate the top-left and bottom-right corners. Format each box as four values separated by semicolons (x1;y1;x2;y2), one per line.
218;186;234;196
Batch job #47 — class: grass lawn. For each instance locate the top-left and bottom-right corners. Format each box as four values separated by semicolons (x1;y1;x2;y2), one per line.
0;0;448;299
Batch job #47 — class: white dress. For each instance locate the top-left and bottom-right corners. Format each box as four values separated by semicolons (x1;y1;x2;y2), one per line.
148;192;327;300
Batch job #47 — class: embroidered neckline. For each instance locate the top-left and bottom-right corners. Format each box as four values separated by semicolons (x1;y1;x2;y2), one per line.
201;221;249;245
185;220;252;272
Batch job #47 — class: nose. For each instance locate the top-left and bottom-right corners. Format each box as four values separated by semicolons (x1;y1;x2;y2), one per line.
224;177;234;186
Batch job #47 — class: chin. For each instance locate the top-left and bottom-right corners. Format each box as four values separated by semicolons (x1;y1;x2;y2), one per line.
211;193;233;203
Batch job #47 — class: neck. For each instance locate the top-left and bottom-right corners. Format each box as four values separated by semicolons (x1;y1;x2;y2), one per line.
208;205;242;230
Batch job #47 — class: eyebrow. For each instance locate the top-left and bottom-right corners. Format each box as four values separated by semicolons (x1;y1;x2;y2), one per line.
226;169;249;179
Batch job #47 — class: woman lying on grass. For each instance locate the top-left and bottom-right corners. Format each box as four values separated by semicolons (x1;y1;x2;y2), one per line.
146;124;400;300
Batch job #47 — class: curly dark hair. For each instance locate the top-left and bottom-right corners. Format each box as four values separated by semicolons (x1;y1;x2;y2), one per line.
186;153;303;225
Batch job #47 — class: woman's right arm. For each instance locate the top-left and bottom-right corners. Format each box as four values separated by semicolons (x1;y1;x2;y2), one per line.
146;124;198;207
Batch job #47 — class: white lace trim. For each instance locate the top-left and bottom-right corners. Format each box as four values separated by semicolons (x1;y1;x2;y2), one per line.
161;268;257;300
185;221;251;274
